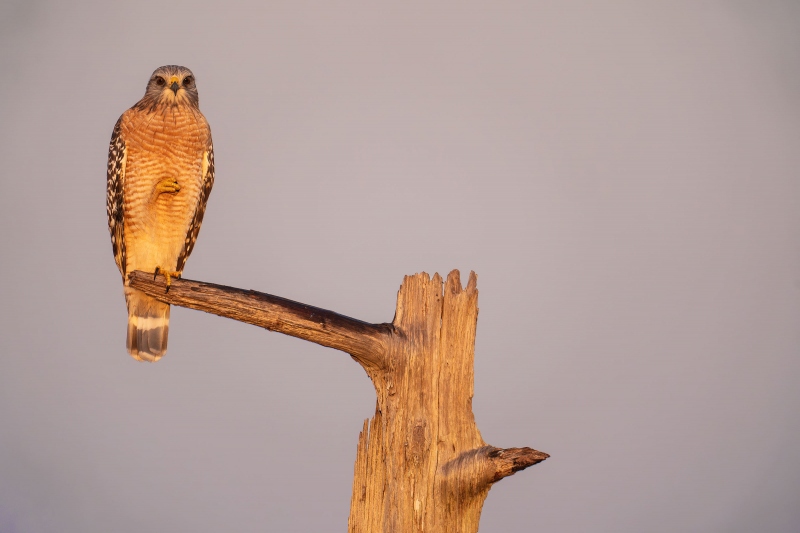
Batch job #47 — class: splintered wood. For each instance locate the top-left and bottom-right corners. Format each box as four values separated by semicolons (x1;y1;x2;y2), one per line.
347;271;547;533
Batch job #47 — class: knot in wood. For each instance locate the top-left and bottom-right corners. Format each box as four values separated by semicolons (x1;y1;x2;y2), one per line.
407;419;429;466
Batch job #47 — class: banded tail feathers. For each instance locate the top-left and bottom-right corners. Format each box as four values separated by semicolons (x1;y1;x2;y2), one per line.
124;287;170;362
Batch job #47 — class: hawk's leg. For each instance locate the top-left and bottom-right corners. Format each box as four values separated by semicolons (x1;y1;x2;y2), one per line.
154;266;182;293
153;178;181;198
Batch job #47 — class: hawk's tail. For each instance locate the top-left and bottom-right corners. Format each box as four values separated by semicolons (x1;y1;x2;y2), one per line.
124;287;170;362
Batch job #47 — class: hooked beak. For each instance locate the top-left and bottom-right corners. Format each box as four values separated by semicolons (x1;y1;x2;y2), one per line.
170;81;179;94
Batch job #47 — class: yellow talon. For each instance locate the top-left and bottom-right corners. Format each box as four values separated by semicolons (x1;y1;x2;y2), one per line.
154;266;182;292
154;178;181;196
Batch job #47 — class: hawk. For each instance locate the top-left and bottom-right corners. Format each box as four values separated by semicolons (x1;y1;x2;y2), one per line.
107;65;215;362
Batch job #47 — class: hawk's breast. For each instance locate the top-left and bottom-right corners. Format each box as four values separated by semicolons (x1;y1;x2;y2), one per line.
120;106;210;273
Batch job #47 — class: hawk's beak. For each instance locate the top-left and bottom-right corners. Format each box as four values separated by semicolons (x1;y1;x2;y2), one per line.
170;81;179;94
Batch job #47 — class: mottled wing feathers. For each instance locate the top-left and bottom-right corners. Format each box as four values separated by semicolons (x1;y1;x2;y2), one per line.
107;116;127;277
176;140;215;272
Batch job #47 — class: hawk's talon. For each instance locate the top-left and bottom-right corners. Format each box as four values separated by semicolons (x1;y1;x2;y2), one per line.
153;178;181;199
153;267;182;293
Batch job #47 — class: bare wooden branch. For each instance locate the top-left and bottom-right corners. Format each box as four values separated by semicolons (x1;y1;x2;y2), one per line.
128;268;548;532
485;447;550;483
128;270;391;366
439;446;549;491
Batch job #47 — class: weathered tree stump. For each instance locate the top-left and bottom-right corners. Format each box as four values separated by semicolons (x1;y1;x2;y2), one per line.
129;269;547;532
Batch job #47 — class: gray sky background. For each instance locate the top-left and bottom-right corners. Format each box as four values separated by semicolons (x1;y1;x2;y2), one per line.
1;1;799;531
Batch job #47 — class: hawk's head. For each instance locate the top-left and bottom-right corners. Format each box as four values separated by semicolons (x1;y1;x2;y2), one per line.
138;65;199;110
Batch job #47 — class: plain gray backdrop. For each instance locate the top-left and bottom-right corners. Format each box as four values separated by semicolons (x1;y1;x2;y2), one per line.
1;1;799;531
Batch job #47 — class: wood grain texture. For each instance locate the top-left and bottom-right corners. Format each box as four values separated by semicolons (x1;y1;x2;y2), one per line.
128;269;548;531
349;271;548;533
128;270;391;367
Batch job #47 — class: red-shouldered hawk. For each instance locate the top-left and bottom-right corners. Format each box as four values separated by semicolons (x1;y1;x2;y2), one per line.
107;65;215;362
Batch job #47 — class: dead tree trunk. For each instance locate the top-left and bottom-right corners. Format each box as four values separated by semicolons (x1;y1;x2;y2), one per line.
129;269;548;532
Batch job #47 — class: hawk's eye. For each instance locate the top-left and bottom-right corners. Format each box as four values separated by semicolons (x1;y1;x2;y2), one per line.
183;76;193;85
154;76;166;86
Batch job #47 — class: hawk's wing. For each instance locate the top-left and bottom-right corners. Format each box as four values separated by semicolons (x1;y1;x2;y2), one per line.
107;116;127;278
176;139;215;272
